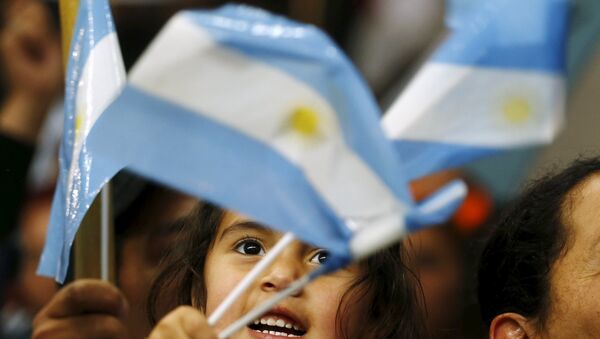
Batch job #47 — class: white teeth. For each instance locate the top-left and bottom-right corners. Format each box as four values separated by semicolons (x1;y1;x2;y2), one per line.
253;316;304;335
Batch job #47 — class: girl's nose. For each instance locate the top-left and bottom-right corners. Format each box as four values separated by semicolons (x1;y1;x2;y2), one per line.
259;250;304;296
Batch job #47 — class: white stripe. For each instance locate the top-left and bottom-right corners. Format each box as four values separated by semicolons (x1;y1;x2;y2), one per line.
75;33;126;143
382;62;565;148
129;14;406;232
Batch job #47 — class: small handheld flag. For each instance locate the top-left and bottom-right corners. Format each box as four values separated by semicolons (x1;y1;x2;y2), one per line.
38;0;125;280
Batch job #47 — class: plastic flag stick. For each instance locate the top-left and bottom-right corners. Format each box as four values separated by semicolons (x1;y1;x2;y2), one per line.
100;185;110;281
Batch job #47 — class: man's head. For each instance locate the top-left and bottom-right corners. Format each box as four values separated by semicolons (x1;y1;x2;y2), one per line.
478;157;600;338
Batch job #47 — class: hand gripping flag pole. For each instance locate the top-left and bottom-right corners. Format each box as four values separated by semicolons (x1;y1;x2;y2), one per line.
41;7;468;337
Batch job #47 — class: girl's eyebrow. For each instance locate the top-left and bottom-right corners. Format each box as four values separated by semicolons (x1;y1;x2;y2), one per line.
219;221;271;241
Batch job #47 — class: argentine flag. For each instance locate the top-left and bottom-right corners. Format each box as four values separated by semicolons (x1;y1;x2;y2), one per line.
39;5;465;282
382;0;569;180
38;0;125;280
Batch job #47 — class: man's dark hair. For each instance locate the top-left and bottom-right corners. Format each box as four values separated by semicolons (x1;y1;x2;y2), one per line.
478;157;600;329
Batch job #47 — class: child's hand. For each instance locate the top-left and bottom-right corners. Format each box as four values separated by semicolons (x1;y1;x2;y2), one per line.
149;306;218;339
32;279;129;339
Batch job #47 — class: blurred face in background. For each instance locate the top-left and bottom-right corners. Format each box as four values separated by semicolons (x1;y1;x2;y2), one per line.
408;226;465;335
408;170;466;336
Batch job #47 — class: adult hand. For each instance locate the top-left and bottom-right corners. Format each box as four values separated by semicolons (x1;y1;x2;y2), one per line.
149;306;217;339
32;279;129;339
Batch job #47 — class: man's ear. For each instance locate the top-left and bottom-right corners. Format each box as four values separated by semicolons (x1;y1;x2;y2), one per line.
490;313;532;339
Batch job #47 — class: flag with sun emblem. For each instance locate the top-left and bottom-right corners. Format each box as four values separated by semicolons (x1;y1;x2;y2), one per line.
38;0;125;279
39;5;466;283
382;0;569;180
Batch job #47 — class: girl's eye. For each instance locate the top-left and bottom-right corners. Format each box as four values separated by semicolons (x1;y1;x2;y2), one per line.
310;250;329;265
234;239;265;256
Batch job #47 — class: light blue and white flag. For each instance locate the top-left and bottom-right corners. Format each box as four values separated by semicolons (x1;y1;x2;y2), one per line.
382;0;569;180
39;5;465;282
38;0;126;279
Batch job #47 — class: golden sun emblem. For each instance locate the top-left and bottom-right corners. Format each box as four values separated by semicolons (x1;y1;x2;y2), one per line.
290;106;320;137
502;96;533;125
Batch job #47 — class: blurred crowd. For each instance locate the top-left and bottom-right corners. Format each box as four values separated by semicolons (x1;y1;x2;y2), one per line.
1;1;599;339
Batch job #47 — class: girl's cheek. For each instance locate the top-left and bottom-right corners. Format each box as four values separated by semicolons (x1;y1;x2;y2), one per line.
204;264;248;318
306;279;347;329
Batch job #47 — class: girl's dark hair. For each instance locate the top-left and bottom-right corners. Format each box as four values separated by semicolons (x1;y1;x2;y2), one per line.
478;157;600;329
147;202;429;338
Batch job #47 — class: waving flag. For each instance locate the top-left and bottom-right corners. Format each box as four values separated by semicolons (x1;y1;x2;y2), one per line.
38;0;125;279
382;0;569;180
39;5;465;282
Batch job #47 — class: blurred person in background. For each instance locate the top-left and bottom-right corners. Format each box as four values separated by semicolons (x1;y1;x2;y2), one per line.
0;2;198;336
409;171;493;338
0;0;62;239
0;2;62;336
1;191;56;339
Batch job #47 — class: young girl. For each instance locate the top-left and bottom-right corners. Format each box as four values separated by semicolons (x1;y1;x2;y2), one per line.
31;199;428;339
146;201;429;338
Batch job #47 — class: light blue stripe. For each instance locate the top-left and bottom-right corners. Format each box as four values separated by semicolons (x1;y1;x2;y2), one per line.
183;6;414;204
37;173;69;279
92;86;353;257
434;0;569;73
392;139;498;180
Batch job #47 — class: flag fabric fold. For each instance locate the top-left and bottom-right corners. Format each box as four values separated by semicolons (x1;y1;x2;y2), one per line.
382;0;569;180
38;0;126;280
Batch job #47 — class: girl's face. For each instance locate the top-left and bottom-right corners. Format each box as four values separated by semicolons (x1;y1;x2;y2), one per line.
203;211;361;338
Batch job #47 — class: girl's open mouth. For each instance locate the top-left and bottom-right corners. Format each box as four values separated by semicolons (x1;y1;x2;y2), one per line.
247;314;307;337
